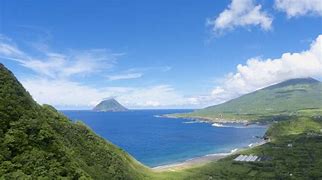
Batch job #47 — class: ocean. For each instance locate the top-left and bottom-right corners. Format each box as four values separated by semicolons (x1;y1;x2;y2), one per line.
62;109;267;167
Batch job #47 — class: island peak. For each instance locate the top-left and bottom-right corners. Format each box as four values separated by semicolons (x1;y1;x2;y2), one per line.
93;98;128;112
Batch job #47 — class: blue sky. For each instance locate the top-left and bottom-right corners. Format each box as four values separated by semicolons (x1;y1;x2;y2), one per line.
0;0;321;109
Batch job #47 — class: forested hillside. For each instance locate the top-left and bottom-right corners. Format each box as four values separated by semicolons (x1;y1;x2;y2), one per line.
0;64;149;179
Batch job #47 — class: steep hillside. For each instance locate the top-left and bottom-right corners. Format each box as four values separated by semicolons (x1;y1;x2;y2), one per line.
93;98;128;112
174;78;322;122
0;64;149;179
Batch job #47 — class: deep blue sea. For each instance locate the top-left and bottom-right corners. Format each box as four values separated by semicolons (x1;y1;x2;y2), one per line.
62;110;267;167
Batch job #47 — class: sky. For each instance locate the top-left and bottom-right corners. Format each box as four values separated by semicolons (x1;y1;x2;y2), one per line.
0;0;321;109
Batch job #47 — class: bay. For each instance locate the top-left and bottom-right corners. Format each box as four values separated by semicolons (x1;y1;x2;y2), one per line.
62;110;267;167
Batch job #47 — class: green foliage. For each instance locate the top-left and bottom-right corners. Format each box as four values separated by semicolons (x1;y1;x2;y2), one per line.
266;117;322;139
0;64;149;179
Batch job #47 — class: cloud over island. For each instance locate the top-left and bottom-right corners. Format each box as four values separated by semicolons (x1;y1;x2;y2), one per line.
202;34;322;105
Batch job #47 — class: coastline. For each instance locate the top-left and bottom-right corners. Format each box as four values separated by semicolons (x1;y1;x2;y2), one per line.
162;114;251;124
152;140;267;172
153;113;269;172
161;114;271;128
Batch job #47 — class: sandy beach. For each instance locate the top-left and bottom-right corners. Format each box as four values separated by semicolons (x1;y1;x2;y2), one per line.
152;152;230;172
152;140;267;172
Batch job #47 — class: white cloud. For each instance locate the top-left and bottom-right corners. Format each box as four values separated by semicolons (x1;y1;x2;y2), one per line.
208;0;272;33
117;85;195;108
21;78;194;109
275;0;322;17
204;34;322;105
107;72;143;81
21;77;134;109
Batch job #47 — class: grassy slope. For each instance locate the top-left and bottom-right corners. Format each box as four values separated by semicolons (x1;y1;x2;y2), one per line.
153;116;322;179
0;64;152;179
174;78;322;122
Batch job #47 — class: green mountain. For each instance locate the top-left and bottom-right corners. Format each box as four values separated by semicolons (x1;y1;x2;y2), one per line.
174;78;322;122
0;64;149;179
93;98;128;112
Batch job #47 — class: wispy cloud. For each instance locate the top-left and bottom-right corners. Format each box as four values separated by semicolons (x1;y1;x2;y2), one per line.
107;72;143;81
0;35;196;109
0;35;26;58
106;66;172;81
127;66;172;73
208;0;272;34
160;66;172;72
0;36;120;79
5;33;322;109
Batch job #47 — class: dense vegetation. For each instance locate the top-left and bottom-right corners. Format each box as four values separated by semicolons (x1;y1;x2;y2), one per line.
0;64;149;179
173;78;322;122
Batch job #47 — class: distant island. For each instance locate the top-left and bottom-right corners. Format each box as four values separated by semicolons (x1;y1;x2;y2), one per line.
93;98;128;112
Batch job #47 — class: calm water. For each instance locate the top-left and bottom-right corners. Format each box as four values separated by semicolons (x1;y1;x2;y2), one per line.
62;110;267;167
